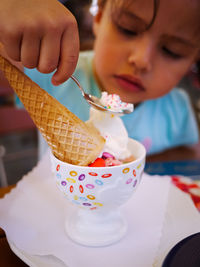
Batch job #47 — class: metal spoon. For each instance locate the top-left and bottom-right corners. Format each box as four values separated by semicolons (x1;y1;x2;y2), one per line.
70;75;133;115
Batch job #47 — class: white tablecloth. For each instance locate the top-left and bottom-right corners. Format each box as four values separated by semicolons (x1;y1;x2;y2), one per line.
0;151;199;267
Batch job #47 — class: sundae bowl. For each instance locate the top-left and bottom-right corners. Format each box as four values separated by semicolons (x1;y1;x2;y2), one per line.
0;55;146;246
51;138;146;247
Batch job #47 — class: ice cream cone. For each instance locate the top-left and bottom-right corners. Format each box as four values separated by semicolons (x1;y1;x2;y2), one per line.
0;55;105;166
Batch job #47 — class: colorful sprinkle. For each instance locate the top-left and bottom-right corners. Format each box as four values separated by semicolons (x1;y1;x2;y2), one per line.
83;203;92;206
70;185;74;193
78;174;85;181
66;178;76;183
133;169;136;177
126;178;133;184
137;164;142;169
87;195;96;200
56;164;60;171
74;195;78;200
79;185;84;193
100;92;133;113
123;168;130;174
89;172;98;176
86;184;95;189
101;173;112;178
90;207;97;210
61;181;67;186
95;179;103;186
69;171;77;176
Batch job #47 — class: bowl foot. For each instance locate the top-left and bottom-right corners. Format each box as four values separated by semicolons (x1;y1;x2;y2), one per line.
65;208;127;247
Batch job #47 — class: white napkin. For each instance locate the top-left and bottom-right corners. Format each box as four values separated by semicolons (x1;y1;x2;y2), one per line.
153;183;200;266
0;151;199;267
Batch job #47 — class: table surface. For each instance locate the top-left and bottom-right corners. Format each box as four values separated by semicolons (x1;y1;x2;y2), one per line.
147;142;200;162
1;143;200;266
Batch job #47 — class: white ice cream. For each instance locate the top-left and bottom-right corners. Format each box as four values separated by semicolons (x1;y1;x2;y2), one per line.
87;92;134;160
100;92;133;113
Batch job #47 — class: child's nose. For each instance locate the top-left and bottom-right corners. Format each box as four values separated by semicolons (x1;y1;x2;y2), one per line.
128;36;153;72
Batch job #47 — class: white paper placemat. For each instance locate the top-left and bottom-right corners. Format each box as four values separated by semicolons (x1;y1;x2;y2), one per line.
0;151;199;267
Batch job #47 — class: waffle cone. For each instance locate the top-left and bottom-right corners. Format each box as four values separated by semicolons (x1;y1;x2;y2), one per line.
0;55;105;166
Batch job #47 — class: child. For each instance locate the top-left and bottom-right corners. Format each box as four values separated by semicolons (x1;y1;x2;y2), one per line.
3;0;200;156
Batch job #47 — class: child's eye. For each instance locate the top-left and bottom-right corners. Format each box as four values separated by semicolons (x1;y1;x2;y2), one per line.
116;24;137;37
162;47;182;59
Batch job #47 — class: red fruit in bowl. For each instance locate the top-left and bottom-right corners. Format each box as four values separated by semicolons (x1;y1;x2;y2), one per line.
89;158;106;167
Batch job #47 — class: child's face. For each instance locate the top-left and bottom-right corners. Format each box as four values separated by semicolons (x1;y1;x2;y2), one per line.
93;0;200;104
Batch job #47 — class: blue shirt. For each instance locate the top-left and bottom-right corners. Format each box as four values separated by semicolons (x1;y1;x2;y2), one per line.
24;51;199;155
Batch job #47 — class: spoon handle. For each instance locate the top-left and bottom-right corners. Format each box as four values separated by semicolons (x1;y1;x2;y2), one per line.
70;75;85;96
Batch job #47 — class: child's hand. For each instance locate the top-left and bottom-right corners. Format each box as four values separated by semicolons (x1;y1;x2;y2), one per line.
0;0;80;85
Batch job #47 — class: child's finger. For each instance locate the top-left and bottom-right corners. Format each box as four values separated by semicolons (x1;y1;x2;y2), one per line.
52;24;80;85
37;31;61;74
20;30;41;69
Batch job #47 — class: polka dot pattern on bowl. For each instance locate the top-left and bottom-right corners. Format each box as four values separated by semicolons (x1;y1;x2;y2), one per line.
54;163;143;210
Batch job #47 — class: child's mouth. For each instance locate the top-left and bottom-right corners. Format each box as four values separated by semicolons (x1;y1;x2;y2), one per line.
114;75;145;93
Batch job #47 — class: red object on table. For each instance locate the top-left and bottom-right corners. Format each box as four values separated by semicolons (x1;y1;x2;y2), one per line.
171;176;200;212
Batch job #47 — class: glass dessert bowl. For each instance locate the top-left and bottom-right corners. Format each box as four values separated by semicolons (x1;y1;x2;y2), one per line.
51;138;146;247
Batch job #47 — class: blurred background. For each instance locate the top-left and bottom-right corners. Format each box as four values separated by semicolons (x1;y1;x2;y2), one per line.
0;0;200;186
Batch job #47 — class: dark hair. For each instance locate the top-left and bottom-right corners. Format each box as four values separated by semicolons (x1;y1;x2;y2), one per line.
63;0;94;50
98;0;159;29
64;0;91;29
